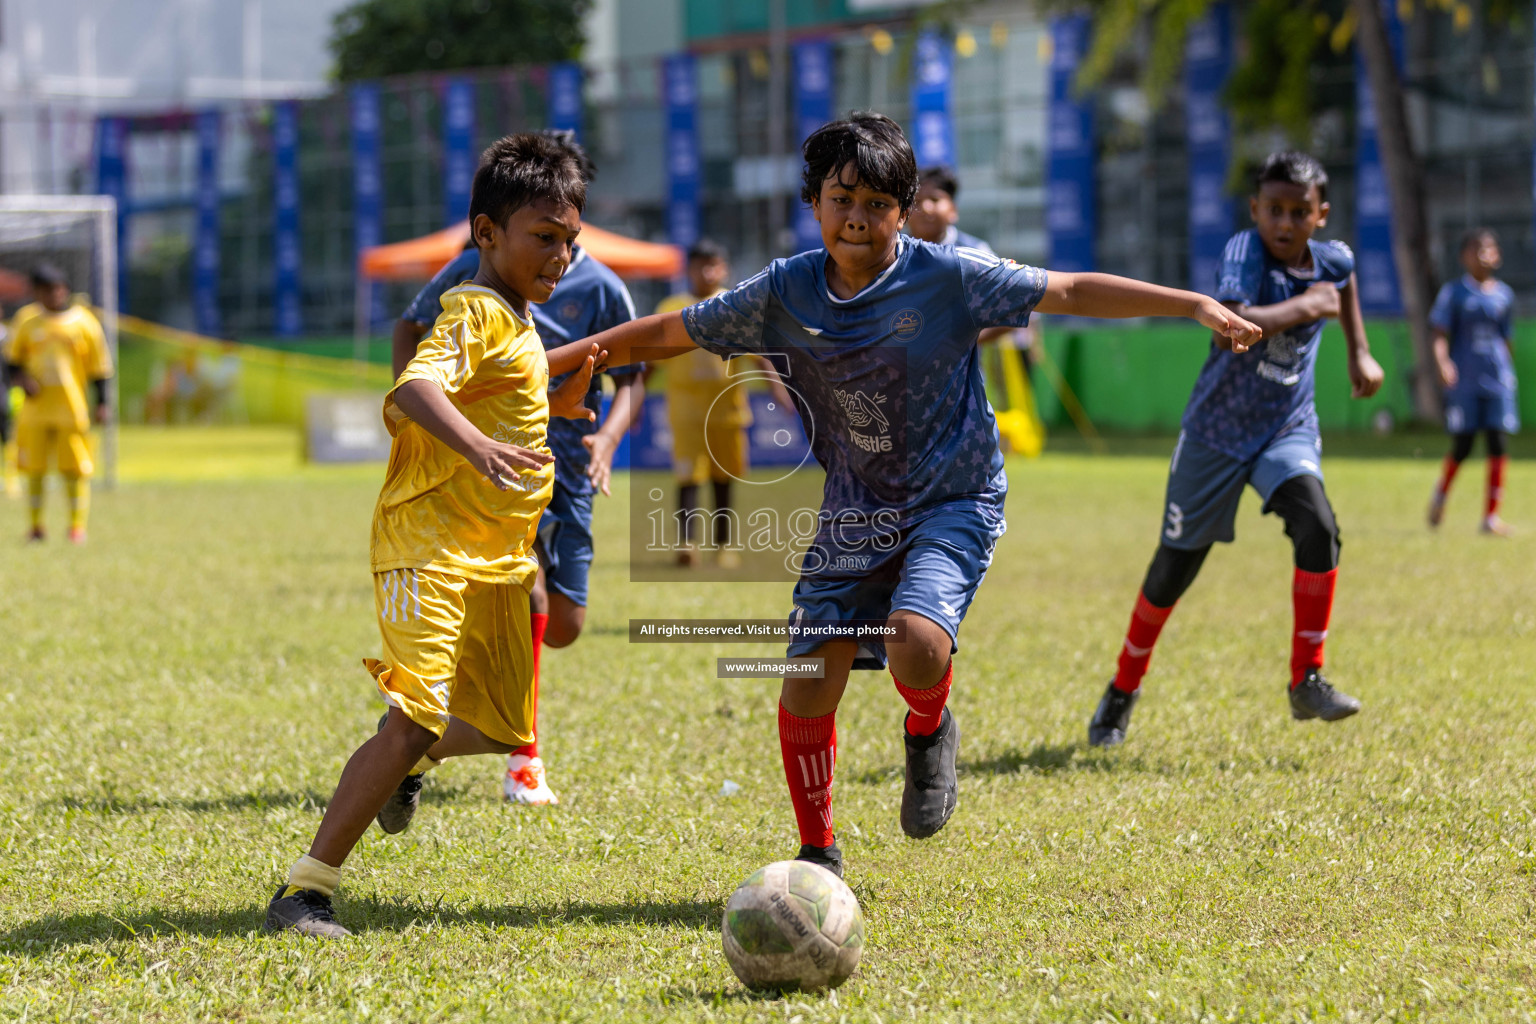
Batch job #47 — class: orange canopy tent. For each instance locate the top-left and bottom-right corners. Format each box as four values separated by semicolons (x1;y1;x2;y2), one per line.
359;221;682;282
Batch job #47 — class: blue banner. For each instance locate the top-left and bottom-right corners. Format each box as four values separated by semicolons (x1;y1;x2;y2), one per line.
350;84;385;327
663;54;701;251
792;39;834;251
1355;1;1405;314
1047;16;1095;273
443;77;476;226
548;61;584;138
273;101;302;337
192;110;221;336
910;32;954;169
1184;4;1231;294
94;116;128;311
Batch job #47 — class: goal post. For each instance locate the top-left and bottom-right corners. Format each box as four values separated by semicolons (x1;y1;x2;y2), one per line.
0;196;119;487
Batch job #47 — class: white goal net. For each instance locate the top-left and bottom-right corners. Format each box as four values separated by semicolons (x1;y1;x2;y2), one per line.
0;196;119;487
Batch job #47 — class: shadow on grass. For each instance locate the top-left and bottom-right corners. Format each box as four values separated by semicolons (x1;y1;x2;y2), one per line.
0;895;720;953
844;740;1132;785
658;983;808;1006
46;777;481;816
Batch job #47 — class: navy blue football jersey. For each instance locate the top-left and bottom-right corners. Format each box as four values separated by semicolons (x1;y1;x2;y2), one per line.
681;236;1046;531
1182;229;1355;460
401;246;637;496
1430;275;1516;400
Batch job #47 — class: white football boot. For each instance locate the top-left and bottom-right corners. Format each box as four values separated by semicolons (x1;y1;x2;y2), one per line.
503;753;559;805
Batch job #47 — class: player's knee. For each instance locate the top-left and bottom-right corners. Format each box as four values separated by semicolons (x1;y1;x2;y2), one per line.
380;709;438;757
1273;477;1339;572
1451;432;1476;463
1487;430;1508;458
885;610;951;686
1142;544;1209;607
544;600;585;648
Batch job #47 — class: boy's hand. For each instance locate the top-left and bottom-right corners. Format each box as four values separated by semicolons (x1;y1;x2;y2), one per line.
583;432;618;497
1304;282;1342;320
470;438;553;491
1194;298;1262;353
550;343;599;422
1349;350;1385;398
1436;357;1459;389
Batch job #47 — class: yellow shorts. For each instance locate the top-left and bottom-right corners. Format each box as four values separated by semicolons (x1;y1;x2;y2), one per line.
363;568;535;746
672;424;748;484
17;421;93;477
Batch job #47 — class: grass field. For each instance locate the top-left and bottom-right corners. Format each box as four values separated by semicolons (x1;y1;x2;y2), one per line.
4;425;1535;1023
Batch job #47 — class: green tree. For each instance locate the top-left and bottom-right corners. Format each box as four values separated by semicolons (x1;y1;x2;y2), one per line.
329;0;591;81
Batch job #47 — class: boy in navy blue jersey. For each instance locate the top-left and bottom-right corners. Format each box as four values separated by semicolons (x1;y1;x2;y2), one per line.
393;131;643;805
907;165;994;253
565;112;1259;877
1088;151;1385;748
1426;228;1518;535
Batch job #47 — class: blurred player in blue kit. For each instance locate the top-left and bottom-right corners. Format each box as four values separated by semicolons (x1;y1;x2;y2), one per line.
1426;228;1518;536
576;112;1259;877
1088;151;1385;748
394;131;643;806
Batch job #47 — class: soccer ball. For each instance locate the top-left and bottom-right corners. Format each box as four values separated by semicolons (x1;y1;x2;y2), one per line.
721;860;865;991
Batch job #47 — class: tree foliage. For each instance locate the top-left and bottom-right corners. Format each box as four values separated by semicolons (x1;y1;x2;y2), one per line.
329;0;591;81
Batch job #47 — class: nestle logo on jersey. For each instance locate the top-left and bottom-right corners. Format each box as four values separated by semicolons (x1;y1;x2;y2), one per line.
889;308;923;341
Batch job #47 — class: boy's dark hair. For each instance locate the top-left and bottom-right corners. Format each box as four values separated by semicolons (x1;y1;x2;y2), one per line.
1256;150;1329;203
539;129;597;180
687;238;728;264
29;263;66;288
919;165;959;199
468;132;589;233
800;112;919;212
1460;226;1498;252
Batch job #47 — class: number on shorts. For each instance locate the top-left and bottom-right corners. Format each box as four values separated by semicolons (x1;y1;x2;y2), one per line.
1164;502;1185;541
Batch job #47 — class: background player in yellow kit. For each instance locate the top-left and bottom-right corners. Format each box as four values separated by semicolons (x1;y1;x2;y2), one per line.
4;265;111;542
264;133;599;938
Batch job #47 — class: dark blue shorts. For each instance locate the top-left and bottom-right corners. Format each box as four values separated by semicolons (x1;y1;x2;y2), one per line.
536;485;596;606
1445;392;1520;435
1160;430;1324;550
786;501;1006;670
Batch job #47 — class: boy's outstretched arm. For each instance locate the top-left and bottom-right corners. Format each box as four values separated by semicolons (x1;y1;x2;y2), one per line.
1223;281;1341;339
1337;275;1384;398
394;379;553;490
547;310;698;375
1035;272;1262;352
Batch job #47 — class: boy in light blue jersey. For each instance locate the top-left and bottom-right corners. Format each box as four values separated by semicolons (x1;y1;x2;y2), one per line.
1088;151;1385;749
394;132;643;805
1426;228;1518;535
572;112;1259;878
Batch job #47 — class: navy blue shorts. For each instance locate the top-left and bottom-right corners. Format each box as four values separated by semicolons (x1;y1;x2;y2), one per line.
786;501;1006;670
1445;392;1520;435
536;485;596;606
1160;430;1324;550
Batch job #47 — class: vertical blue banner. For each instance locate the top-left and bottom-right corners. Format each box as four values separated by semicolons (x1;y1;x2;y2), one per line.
662;54;701;251
1355;1;1405;314
1184;3;1232;294
192;110;221;336
93;116;128;311
350;84;385;327
443;77;476;226
272;101;302;337
548;61;584;139
1047;16;1095;273
910;32;954;168
792;39;834;252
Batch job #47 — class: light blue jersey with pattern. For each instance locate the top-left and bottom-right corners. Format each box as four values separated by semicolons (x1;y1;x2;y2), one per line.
401;246;637;496
681;235;1046;531
1430;275;1516;400
1182;228;1355;461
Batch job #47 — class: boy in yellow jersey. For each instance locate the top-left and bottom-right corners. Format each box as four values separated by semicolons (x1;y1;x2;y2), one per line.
4;265;111;541
265;133;600;938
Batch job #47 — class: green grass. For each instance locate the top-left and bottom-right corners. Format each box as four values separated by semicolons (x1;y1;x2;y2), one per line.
3;426;1535;1022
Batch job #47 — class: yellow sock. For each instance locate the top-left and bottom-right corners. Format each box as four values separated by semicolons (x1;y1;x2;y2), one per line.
64;476;88;531
26;475;43;529
411;753;443;776
286;854;341;898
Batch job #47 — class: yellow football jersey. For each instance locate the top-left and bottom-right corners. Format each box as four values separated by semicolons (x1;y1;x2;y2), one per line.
657;290;752;429
10;305;111;431
371;284;553;586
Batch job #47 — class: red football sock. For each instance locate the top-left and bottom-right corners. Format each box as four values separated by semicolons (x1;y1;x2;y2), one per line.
513;611;549;759
892;662;952;736
1435;454;1462;499
1291;568;1337;686
1112;592;1176;693
1487;455;1507;518
778;704;836;848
